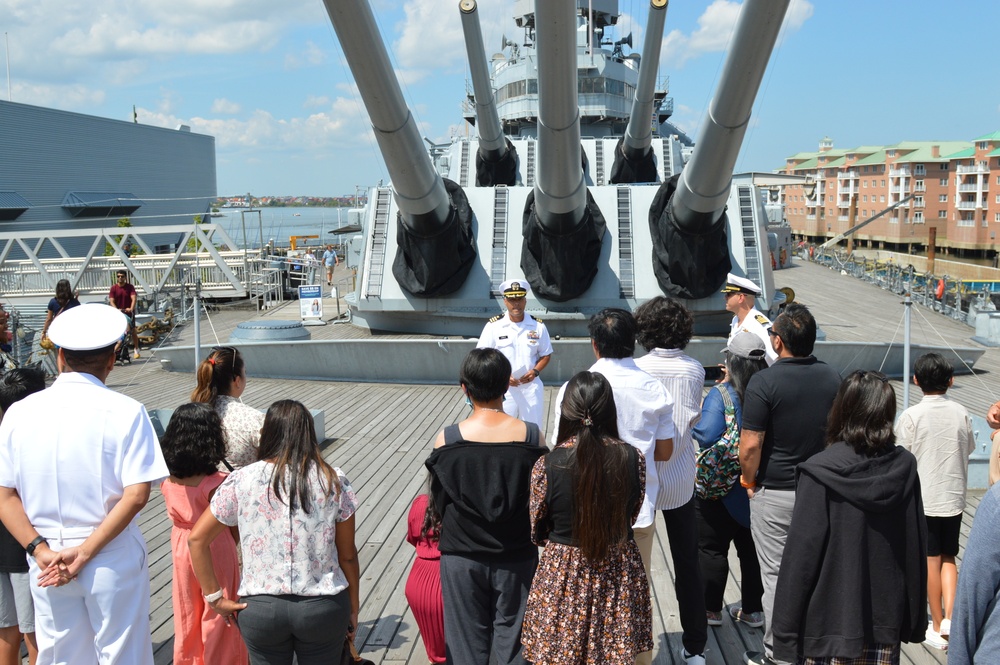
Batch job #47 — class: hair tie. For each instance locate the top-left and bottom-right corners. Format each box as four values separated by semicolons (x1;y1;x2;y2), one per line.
207;356;216;366
581;411;594;427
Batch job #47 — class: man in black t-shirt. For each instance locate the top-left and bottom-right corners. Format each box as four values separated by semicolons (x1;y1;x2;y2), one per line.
737;304;842;665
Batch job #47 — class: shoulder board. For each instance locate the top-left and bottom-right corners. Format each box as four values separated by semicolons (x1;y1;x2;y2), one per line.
534;317;543;323
488;315;502;323
755;314;770;325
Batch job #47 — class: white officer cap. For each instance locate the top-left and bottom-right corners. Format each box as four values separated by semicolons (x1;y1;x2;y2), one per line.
48;304;128;351
724;331;767;360
721;273;762;296
500;279;530;299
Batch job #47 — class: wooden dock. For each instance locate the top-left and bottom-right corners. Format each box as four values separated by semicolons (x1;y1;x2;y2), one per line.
85;257;997;664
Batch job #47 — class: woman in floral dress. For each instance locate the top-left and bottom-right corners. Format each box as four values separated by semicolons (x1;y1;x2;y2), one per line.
521;371;652;664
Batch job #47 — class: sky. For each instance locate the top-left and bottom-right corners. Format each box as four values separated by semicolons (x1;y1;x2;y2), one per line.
3;0;1000;197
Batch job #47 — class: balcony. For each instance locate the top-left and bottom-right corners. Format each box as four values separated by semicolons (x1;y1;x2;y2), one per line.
838;215;850;222
957;164;989;175
890;167;911;177
837;170;859;181
957;201;981;210
958;184;982;192
806;214;816;220
889;186;905;194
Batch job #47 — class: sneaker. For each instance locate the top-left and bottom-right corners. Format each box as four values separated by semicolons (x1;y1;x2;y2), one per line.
729;605;765;628
743;651;778;665
681;648;706;665
706;610;723;626
133;351;141;359
924;623;948;650
939;618;951;639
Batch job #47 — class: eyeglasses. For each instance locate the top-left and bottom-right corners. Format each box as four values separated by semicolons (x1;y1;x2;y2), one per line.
767;328;781;338
211;345;238;355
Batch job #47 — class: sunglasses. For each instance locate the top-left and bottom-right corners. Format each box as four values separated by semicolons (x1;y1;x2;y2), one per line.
857;370;890;384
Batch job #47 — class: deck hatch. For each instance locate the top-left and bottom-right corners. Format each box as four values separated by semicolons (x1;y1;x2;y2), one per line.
0;192;31;221
61;191;142;218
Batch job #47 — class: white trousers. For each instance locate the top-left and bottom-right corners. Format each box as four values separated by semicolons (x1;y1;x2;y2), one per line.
503;378;544;430
29;525;154;665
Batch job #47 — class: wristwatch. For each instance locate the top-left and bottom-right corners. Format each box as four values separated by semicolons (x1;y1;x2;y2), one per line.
26;536;47;557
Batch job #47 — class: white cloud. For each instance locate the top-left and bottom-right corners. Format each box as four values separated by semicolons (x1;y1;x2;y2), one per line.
9;82;107;110
211;98;243;114
284;41;327;70
303;95;331;109
661;0;813;68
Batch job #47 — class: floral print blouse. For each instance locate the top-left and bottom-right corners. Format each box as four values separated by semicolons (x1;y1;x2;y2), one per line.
213;395;265;468
211;461;359;597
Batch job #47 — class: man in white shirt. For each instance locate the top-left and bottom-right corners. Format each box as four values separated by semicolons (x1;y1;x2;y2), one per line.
723;273;777;365
634;297;707;665
551;308;674;665
477;279;553;429
0;304;168;665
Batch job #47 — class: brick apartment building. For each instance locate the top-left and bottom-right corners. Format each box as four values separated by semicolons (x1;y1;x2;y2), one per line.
780;131;1000;256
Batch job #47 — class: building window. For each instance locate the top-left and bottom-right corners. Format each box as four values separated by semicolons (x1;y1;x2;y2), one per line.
914;212;924;223
939;210;948;218
881;195;886;202
888;150;896;157
940;178;949;186
940;163;948;170
862;180;867;188
996;212;1000;223
914;196;924;207
915;179;925;191
979;142;989;150
862;195;868;202
940;194;948;202
881;179;886;187
915;164;926;175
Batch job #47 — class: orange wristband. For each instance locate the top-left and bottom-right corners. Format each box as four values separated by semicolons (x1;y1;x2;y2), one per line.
739;476;755;489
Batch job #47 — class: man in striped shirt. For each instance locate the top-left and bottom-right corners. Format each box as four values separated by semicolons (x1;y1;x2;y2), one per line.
635;297;708;665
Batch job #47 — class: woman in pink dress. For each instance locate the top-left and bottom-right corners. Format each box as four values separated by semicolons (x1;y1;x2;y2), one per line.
404;493;445;664
160;403;247;665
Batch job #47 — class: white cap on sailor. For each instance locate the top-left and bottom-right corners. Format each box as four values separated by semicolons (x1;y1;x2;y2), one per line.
721;273;762;296
500;279;530;299
48;304;128;351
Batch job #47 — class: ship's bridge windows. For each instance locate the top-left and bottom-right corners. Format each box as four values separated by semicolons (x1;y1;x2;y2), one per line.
579;77;635;99
61;192;143;218
0;192;32;221
496;79;536;104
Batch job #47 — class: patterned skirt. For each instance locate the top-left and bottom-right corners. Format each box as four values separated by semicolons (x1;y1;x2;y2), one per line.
521;539;652;665
801;643;900;665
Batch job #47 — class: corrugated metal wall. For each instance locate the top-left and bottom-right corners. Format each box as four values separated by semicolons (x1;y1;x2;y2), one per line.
0;100;216;258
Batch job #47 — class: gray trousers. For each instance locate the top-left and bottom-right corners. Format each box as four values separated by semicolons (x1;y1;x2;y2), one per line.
749;487;796;665
239;593;351;665
440;551;537;665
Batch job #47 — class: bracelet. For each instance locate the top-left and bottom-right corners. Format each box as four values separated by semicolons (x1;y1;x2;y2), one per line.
204;589;224;604
25;536;47;557
739;476;755;489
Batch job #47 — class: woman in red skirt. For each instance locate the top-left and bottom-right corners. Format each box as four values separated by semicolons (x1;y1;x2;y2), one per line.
404;493;446;664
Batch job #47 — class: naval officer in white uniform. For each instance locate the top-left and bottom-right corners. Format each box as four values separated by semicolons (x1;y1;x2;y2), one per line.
722;273;778;365
0;304;168;665
476;279;553;429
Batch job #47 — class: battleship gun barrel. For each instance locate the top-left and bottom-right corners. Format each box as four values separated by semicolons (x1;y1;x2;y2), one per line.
622;0;669;161
670;0;791;232
533;0;588;234
459;0;507;161
321;0;451;234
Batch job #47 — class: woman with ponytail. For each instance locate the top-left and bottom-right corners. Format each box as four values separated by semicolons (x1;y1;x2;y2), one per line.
521;371;652;665
191;346;264;468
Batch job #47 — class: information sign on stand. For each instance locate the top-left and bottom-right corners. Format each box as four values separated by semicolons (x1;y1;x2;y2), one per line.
298;285;326;326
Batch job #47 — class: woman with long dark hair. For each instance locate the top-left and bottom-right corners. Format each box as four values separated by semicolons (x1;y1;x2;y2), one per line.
191;346;263;468
41;279;80;339
189;400;360;664
521;371;651;664
694;332;767;629
771;371;927;664
425;348;546;665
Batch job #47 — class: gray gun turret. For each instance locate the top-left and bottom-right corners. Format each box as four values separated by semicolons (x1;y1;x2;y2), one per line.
610;0;669;184
649;0;791;298
459;0;518;186
321;0;475;296
520;0;606;301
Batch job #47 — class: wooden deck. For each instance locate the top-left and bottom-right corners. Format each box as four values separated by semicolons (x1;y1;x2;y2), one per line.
92;257;998;664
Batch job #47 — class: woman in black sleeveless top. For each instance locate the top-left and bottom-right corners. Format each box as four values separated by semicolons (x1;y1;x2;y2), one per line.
521;371;652;664
424;348;546;665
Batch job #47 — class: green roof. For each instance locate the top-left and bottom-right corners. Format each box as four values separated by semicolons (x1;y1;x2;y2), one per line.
945;147;974;159
789;157;818;170
785;151;818;162
893;141;971;163
820;156;847;168
988;146;1000;157
974;130;1000;142
853;149;888;165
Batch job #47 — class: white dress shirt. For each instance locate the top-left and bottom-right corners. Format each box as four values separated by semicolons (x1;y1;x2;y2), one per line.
551;357;675;528
635;348;705;510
